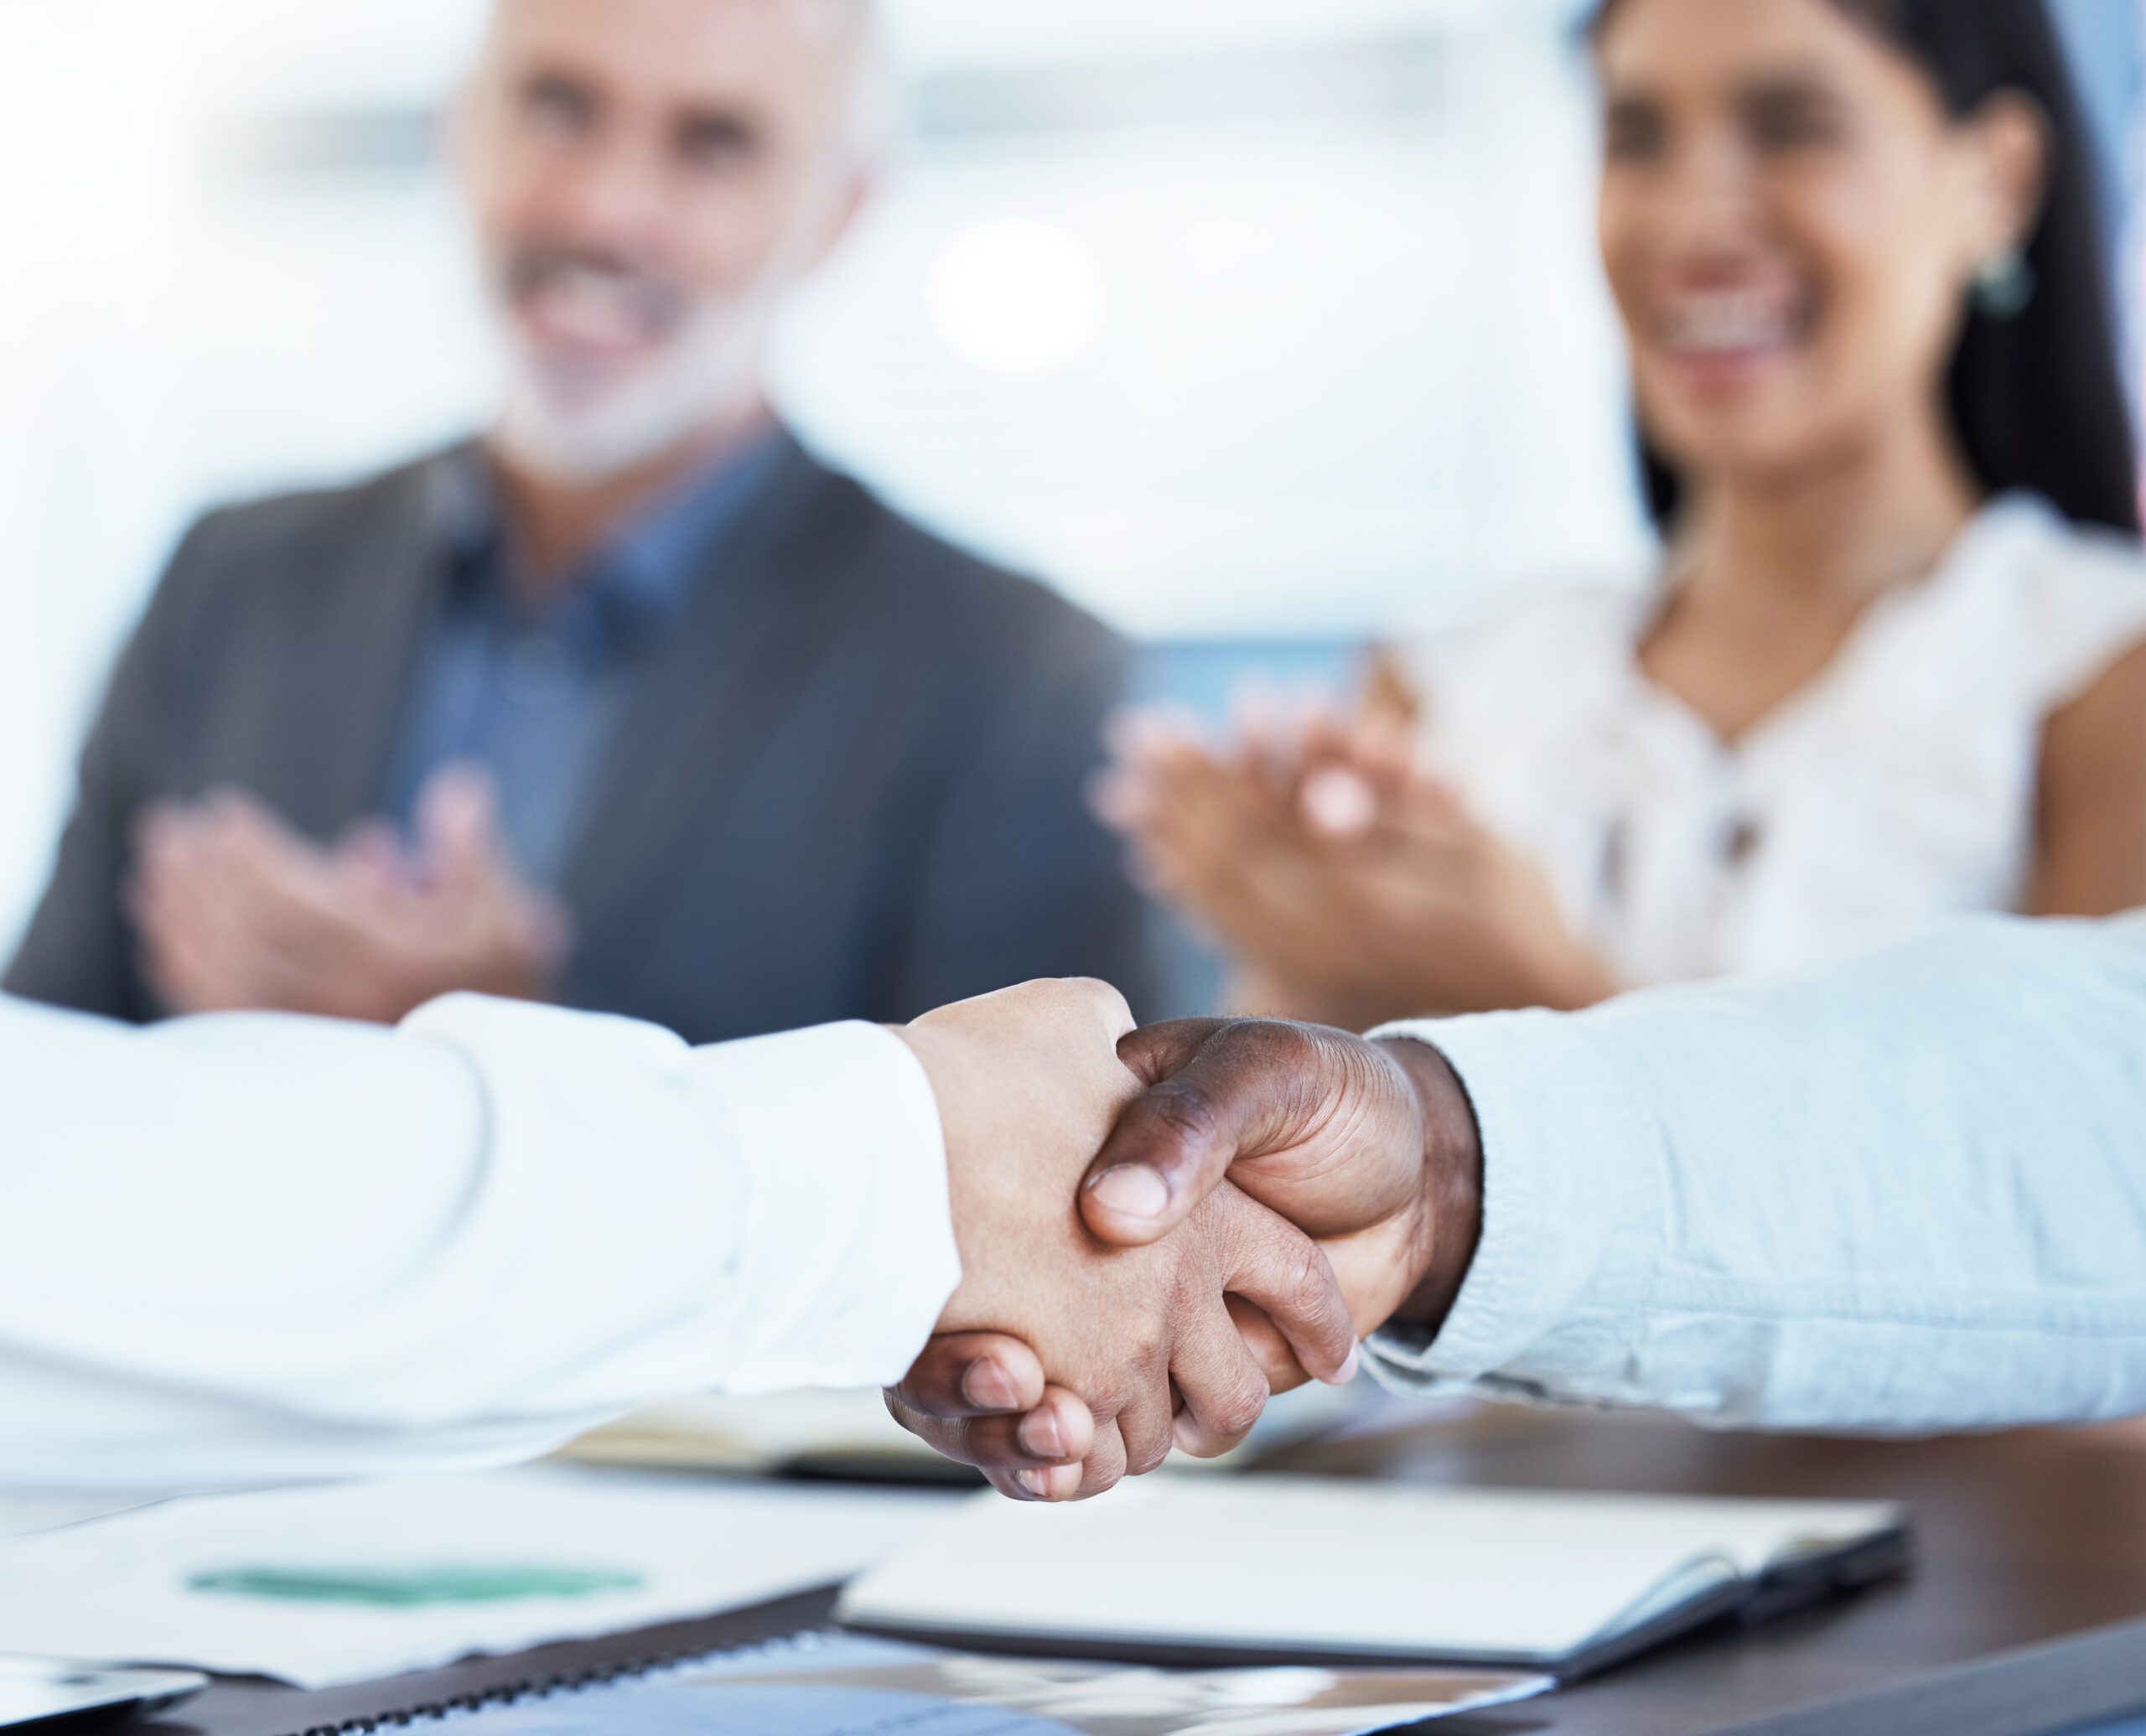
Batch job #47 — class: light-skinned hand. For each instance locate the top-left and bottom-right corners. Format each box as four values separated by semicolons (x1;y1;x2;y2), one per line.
1092;697;1618;1026
889;982;1363;1501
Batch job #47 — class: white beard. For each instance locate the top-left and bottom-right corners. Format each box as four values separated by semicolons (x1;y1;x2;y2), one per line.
490;270;792;483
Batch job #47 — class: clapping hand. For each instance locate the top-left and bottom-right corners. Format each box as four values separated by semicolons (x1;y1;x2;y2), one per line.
128;765;570;1024
1093;696;1616;1027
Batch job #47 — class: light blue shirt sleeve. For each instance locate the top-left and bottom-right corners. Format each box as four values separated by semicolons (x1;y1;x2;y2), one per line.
1364;914;2146;1433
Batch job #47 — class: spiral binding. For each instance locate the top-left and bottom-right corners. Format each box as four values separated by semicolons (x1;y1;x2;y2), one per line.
281;1630;849;1736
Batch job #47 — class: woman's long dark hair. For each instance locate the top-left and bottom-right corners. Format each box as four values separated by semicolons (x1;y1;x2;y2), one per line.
1595;0;2142;537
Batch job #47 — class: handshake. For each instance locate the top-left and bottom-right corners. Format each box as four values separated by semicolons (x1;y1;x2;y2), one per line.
886;980;1485;1500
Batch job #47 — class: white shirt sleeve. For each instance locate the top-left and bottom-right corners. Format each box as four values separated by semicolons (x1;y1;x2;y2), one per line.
1362;914;2146;1433
0;994;959;1495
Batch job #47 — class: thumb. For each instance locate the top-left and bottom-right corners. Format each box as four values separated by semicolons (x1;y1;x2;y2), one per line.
1084;1019;1337;1248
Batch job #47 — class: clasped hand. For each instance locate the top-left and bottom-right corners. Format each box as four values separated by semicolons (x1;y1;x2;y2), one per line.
889;982;1483;1501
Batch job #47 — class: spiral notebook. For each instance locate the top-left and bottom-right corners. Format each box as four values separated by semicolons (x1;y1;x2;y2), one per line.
838;1478;1911;1681
306;1630;1551;1735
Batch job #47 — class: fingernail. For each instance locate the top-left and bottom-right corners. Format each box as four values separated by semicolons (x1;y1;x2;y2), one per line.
1088;1165;1170;1222
1335;1343;1361;1386
1015;1469;1052;1500
1019;1410;1066;1461
962;1360;1018;1412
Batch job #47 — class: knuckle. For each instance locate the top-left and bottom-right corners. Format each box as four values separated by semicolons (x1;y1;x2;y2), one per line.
1127;1436;1173;1478
1135;1082;1222;1157
1233;1016;1318;1067
1073;1465;1116;1500
1288;1239;1341;1315
1068;976;1133;1023
1241;1215;1317;1296
1216;1386;1266;1441
1265;1236;1350;1352
1210;1019;1333;1122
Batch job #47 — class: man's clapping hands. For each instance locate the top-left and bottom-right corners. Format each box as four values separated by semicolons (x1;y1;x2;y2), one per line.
127;766;569;1024
894;989;1486;1500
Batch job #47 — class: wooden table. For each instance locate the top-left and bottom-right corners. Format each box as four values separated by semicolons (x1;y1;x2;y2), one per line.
1264;1407;2146;1733
159;1408;2146;1736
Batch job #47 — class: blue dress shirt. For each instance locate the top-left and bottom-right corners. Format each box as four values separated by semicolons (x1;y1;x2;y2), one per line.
383;436;788;885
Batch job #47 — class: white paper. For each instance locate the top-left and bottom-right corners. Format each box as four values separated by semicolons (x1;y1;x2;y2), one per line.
0;1495;144;1544
842;1478;1904;1666
566;1391;955;1476
0;1464;962;1688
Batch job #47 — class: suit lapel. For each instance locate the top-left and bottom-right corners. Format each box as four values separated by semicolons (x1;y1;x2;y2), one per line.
561;444;865;955
256;456;456;841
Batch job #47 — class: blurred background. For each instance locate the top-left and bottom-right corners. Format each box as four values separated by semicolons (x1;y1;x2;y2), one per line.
0;0;2137;955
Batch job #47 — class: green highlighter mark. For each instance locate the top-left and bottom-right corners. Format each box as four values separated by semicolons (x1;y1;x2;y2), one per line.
187;1565;646;1608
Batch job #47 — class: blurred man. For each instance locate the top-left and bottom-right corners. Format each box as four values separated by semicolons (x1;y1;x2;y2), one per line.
4;0;1150;1041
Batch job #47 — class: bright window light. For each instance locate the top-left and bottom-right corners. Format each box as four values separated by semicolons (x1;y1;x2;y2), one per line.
925;218;1107;377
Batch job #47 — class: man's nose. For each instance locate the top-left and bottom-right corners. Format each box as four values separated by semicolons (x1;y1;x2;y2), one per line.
536;138;674;259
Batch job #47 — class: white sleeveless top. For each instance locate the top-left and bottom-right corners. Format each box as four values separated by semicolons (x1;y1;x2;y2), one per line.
1397;495;2146;988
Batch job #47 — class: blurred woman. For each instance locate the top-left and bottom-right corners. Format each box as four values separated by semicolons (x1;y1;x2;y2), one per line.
1102;0;2146;1029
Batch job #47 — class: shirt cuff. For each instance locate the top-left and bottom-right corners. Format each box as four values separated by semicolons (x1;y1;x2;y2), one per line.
1360;1010;1663;1396
697;1022;962;1395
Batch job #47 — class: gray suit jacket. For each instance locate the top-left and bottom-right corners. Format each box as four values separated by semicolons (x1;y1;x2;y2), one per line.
5;438;1156;1041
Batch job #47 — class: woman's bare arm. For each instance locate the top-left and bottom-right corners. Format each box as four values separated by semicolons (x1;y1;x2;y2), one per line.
2030;640;2146;918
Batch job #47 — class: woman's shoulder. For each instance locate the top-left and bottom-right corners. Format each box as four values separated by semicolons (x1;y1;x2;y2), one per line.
1976;496;2146;708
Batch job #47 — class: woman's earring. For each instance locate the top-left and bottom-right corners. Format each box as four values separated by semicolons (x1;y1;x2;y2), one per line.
1972;247;2036;321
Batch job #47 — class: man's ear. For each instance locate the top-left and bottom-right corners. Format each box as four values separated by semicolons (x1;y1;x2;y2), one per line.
1962;90;2052;265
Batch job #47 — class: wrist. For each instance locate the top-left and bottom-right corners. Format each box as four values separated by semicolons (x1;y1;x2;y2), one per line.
889;1022;961;1189
1374;1036;1484;1334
